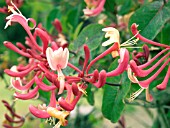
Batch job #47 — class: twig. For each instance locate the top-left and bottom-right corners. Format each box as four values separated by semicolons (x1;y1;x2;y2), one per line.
106;82;121;86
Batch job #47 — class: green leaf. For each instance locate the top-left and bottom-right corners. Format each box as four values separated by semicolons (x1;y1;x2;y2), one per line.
86;84;95;105
104;0;115;12
73;24;104;52
129;1;170;40
115;0;126;5
46;7;62;31
102;60;131;122
156;23;170;45
118;0;133;15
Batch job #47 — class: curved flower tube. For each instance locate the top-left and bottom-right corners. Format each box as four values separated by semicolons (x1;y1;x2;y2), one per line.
82;44;90;75
14;86;39;100
85;69;99;83
52;19;62;33
29;90;57;118
83;0;106;17
93;70;106;88
130;52;169;77
4;41;31;58
34;28;51;55
5;3;42;51
71;82;79;96
35;76;57;91
134;59;169;88
131;23;170;48
156;66;170;90
86;42;119;73
58;92;83;111
132;44;149;65
11;77;35;91
4;65;36;77
29;105;50;118
106;48;129;77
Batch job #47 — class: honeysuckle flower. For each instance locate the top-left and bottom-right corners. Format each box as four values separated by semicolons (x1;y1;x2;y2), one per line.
52;19;62;33
29;90;57;118
132;44;150;65
107;48;129;77
46;47;69;94
86;42;120;73
131;23;170;49
0;0;23;14
47;107;69;127
127;23;170;102
102;27;120;46
5;2;42;52
29;90;70;127
2;100;25;128
83;0;106;17
58;83;87;111
35;76;57;91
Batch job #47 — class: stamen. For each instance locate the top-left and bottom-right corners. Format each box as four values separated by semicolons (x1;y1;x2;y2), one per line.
77;83;87;96
122;47;142;49
128;88;144;102
121;38;139;47
11;1;22;14
54;121;62;128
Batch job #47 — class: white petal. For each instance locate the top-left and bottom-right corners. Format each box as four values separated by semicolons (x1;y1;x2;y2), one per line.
102;38;114;46
60;48;69;69
46;47;57;70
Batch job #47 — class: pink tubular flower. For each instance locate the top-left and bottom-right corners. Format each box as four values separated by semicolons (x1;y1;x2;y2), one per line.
132;44;150;65
0;0;23;14
106;48;129;77
52;19;62;33
46;47;69;94
83;0;106;17
127;23;170;102
130;23;170;88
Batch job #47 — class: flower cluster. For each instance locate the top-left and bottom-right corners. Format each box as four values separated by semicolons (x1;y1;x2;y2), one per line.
128;23;170;102
2;1;170;128
0;0;23;14
3;2;129;127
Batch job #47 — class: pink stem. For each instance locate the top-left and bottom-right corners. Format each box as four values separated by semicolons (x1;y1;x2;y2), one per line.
48;90;57;108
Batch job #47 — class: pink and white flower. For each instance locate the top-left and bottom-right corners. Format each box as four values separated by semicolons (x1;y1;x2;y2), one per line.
46;47;69;94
